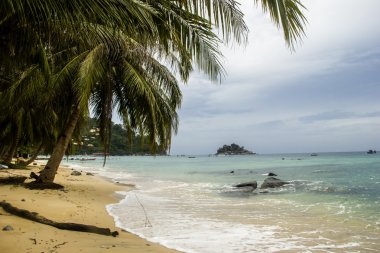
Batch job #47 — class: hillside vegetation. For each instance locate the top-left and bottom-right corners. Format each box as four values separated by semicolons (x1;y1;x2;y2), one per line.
70;118;166;156
216;143;255;155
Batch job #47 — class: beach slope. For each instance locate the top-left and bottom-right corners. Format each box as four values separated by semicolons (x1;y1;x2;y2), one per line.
0;166;180;253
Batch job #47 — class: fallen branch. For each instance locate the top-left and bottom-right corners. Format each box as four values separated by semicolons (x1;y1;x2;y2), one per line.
0;201;118;237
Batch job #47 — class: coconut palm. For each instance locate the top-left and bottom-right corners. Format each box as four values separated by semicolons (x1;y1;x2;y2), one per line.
26;1;249;184
36;35;184;183
1;0;307;184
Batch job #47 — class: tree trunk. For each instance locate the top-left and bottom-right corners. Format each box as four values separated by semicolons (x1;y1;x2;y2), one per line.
37;104;81;183
19;143;44;166
3;133;20;163
0;148;6;161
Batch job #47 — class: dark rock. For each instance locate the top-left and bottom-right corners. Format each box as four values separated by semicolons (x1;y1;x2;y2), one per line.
71;171;82;176
268;172;277;176
2;225;13;231
86;172;94;176
260;177;289;189
230;170;235;174
234;181;257;190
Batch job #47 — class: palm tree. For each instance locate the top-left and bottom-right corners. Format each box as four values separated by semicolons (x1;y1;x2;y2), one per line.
20;1;247;183
36;36;184;183
1;0;307;184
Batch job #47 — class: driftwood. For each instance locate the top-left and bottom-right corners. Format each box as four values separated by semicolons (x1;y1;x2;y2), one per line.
0;201;118;237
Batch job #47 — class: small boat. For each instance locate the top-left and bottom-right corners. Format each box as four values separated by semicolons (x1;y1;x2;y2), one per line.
80;158;96;161
367;150;377;154
0;164;8;169
92;152;111;156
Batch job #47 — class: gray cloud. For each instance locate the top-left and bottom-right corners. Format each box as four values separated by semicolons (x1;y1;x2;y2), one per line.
299;111;380;124
165;0;380;154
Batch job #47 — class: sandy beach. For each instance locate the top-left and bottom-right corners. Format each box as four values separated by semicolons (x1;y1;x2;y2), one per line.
0;164;180;253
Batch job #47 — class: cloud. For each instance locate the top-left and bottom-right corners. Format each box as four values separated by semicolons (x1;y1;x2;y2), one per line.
109;0;380;155
299;111;380;124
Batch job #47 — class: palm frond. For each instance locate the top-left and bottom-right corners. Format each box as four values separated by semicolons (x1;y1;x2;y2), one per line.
155;2;226;82
255;0;307;49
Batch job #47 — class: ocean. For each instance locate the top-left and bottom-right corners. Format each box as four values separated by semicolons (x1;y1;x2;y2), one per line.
63;152;380;253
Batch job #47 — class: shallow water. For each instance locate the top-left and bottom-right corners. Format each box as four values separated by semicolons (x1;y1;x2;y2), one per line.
64;152;380;252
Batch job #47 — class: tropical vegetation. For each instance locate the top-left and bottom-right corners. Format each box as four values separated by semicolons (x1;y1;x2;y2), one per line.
69;118;167;156
0;0;307;185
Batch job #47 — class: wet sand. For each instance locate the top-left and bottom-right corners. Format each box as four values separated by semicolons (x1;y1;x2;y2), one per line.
0;164;180;253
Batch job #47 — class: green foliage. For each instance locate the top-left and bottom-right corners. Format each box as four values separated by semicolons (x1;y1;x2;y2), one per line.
0;0;307;171
72;118;166;156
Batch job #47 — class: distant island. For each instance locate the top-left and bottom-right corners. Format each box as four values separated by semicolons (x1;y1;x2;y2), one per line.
216;143;256;156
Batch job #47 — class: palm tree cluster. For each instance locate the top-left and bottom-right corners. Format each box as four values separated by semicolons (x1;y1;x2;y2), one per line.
0;0;306;184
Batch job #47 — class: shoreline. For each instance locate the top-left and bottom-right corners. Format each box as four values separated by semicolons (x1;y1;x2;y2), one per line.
0;164;181;253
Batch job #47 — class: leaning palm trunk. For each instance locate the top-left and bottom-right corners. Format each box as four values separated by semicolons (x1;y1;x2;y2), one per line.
3;133;20;163
37;104;81;183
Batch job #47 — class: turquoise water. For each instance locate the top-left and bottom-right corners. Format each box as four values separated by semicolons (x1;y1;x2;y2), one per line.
64;152;380;252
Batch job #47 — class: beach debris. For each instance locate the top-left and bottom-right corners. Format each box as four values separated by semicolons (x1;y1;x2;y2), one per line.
0;201;118;237
260;177;289;189
70;171;82;176
86;172;94;176
2;225;14;231
0;164;9;169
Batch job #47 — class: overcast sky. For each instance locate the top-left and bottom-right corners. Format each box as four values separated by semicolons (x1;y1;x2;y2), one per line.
169;0;380;155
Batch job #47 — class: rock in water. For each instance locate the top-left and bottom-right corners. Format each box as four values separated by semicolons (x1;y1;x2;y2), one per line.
234;181;257;190
260;177;289;189
71;171;82;176
2;225;14;231
268;172;277;176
